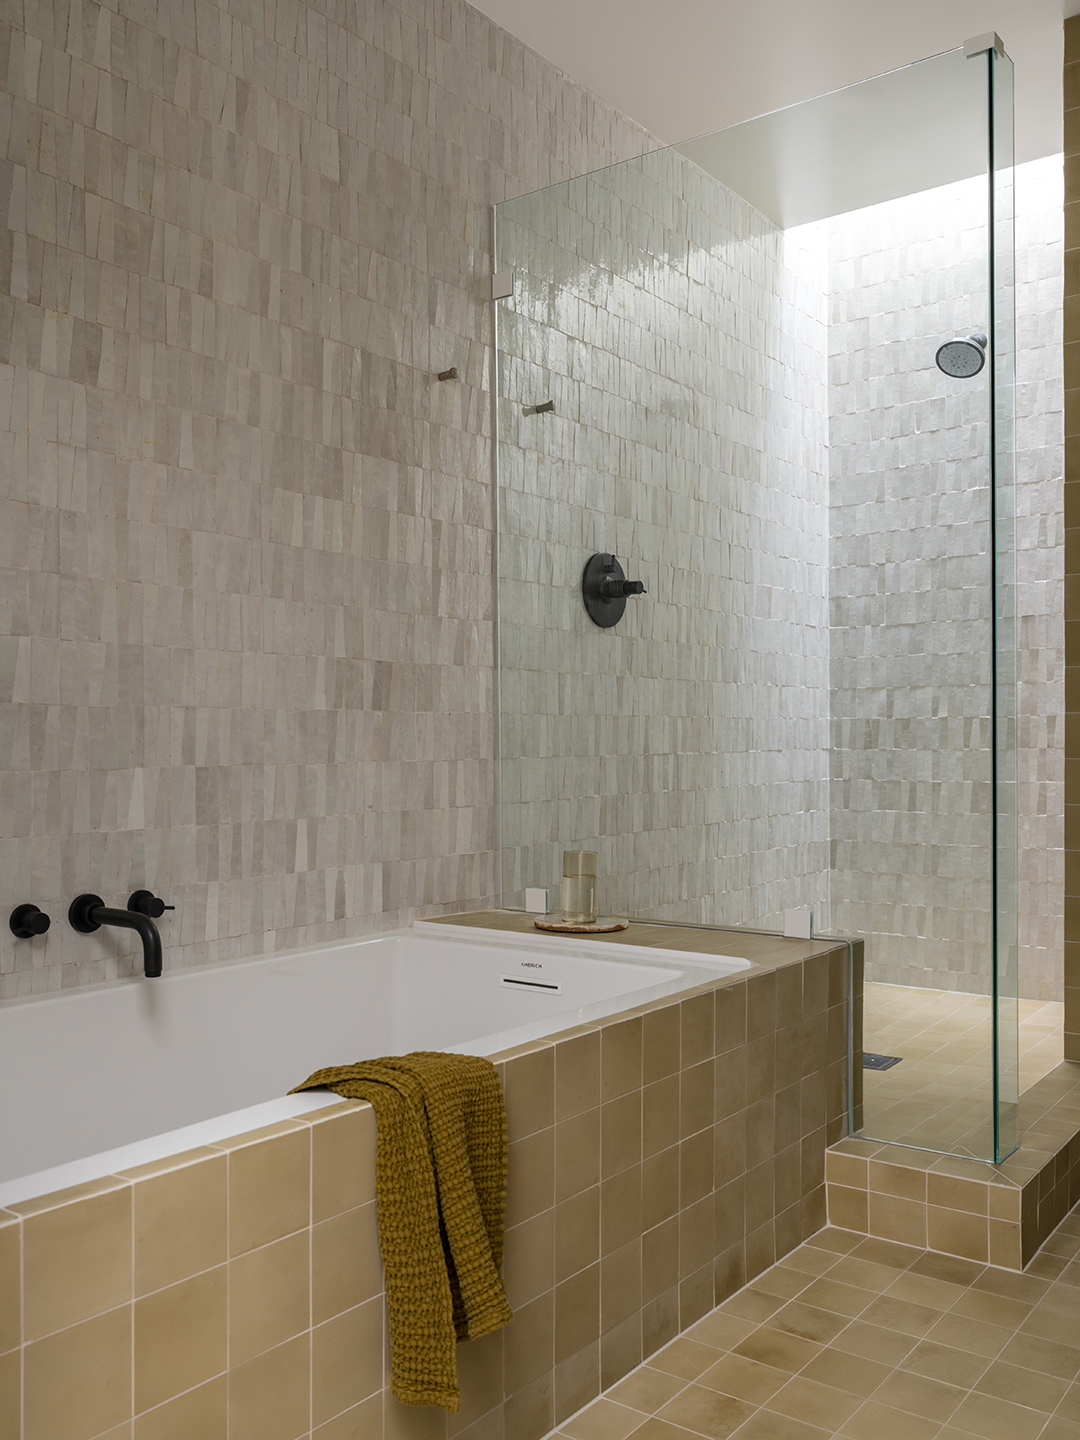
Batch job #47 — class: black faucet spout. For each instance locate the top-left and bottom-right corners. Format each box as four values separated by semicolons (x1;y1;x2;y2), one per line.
69;894;163;977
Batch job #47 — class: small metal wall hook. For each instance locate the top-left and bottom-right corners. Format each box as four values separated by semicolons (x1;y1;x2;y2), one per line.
524;400;555;416
437;367;458;382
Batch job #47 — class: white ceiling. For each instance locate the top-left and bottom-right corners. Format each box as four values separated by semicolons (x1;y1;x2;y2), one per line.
470;0;1078;165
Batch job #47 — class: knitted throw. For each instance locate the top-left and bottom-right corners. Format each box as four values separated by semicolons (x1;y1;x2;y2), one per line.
291;1051;513;1411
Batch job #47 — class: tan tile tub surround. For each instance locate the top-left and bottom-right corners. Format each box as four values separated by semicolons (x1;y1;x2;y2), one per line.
0;917;849;1440
548;1221;1080;1440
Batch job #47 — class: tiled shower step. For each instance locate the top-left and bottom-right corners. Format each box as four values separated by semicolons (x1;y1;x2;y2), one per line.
826;1059;1080;1269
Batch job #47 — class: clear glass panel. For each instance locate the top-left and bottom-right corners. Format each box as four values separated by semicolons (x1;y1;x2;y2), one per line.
991;48;1020;1162
494;45;1017;1161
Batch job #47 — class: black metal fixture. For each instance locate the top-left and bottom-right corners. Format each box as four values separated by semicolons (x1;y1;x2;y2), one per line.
437;366;458;381
10;904;50;939
863;1053;903;1071
69;894;164;978
128;889;175;920
582;553;646;628
524;400;555;415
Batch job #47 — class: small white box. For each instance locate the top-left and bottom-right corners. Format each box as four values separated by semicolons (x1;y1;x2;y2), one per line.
783;909;813;940
524;887;548;914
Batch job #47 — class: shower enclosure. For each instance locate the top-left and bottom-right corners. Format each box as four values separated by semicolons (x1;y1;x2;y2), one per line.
493;39;1018;1162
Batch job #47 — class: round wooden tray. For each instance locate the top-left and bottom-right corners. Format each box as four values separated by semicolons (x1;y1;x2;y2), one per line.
533;916;629;934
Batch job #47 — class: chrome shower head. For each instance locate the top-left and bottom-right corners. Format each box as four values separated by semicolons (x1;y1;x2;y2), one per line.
935;332;987;378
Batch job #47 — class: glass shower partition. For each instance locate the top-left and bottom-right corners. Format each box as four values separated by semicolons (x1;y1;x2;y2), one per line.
493;40;1019;1162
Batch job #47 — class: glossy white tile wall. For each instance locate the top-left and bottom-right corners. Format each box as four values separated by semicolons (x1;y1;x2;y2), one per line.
827;156;1063;998
1015;156;1065;1002
0;0;653;997
497;154;1062;999
496;152;832;929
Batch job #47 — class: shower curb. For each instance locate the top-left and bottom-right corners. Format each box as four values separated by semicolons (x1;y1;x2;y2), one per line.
826;1059;1080;1270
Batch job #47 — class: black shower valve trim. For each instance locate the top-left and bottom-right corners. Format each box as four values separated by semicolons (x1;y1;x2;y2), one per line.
10;903;50;939
128;889;175;920
582;553;647;627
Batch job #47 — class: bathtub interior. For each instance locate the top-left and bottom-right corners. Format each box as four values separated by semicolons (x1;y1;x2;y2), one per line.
0;923;750;1202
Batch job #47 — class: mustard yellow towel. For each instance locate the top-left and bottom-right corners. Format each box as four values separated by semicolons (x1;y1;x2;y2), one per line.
291;1051;513;1411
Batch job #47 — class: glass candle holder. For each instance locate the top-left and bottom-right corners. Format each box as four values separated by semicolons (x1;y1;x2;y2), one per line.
561;850;598;924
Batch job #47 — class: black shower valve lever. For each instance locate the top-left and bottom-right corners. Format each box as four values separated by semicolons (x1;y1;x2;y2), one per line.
128;889;175;920
599;571;646;601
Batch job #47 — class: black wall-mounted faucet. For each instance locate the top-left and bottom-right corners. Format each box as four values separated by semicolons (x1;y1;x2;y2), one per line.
69;894;164;978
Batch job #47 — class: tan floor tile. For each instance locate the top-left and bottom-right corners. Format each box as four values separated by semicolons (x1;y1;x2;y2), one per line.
838;1398;943;1440
655;1384;756;1439
722;1291;787;1324
899;1340;989;1389
697;1354;789;1405
870;1368;965;1422
796;1278;875;1319
970;1268;1050;1305
827;1321;918;1366
800;1347;893;1398
948;1289;1032;1330
997;1332;1080;1380
973;1360;1068;1413
751;1269;812;1303
847;1238;921;1271
947;1390;1048;1440
685;1314;758;1352
1057;1382;1080;1422
824;1258;904;1295
652;1339;727;1381
923;1312;1012;1359
858;1295;943;1338
907;1254;985;1288
608;1368;688;1415
776;1249;838;1279
727;1411;832;1440
621;1423;702;1440
764;1376;863;1428
766;1302;849;1345
562;1398;647;1440
732;1327;822;1374
858;986;1063;1151
561;1200;1080;1440
1039;1419;1080;1440
883;1272;968;1311
805;1230;864;1256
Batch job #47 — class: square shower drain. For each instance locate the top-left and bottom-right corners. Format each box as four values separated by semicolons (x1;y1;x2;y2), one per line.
863;1052;903;1071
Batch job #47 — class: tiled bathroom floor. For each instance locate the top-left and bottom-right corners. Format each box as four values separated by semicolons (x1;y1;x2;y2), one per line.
860;985;1065;1156
552;1220;1080;1440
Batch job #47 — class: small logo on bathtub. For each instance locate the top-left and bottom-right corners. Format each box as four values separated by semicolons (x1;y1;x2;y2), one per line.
521;961;543;969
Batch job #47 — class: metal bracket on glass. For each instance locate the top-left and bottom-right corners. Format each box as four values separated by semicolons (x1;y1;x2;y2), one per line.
963;32;1004;58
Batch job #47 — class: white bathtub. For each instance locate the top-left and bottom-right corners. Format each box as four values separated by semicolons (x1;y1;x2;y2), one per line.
0;922;749;1204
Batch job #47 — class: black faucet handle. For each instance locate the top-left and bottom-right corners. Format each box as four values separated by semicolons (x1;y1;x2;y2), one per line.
128;890;175;920
10;903;51;939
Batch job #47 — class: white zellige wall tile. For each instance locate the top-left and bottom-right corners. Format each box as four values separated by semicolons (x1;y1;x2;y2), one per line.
0;0;654;997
